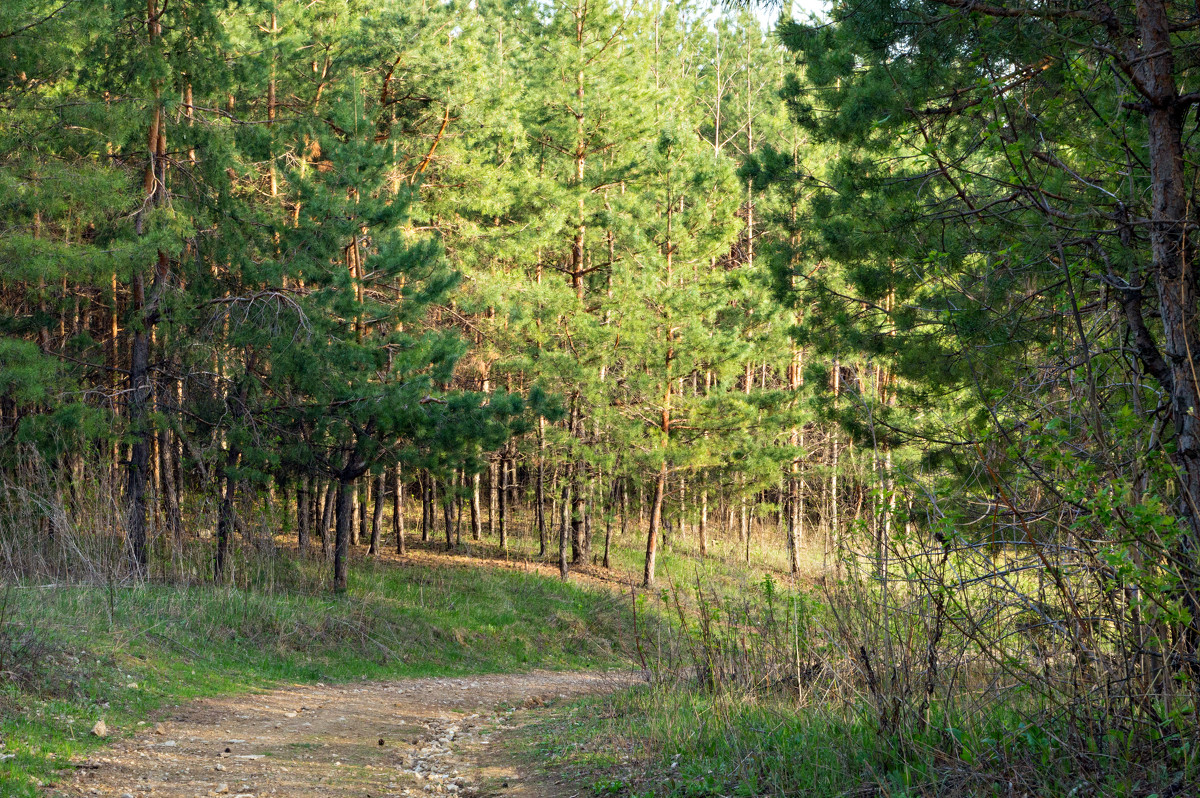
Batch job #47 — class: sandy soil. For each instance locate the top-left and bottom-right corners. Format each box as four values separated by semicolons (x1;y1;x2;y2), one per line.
52;670;639;798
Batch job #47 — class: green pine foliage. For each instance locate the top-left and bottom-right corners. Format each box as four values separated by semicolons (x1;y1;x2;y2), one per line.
9;0;1200;794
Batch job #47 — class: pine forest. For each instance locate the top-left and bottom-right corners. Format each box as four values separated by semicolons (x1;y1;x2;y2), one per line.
2;0;1199;796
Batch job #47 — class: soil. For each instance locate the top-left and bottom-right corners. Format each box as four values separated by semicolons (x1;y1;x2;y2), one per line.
51;670;640;798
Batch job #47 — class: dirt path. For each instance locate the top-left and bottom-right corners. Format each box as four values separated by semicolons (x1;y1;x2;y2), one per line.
55;670;639;798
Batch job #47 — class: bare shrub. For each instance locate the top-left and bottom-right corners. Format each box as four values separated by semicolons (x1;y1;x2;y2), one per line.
0;446;287;589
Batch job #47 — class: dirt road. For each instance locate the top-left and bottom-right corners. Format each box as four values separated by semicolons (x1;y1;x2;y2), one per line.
54;670;638;798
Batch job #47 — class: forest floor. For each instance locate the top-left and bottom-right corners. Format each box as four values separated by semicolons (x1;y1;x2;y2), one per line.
6;522;818;798
51;670;639;798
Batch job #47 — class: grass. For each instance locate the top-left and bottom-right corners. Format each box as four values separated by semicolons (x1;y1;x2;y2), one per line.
0;550;638;797
525;685;892;798
518;540;1200;798
17;491;1144;798
525;682;1198;798
463;502;824;621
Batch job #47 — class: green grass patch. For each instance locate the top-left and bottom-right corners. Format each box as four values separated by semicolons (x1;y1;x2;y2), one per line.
526;683;1200;798
0;553;637;796
525;685;889;798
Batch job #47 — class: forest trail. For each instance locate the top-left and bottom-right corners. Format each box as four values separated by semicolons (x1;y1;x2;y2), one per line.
56;670;638;798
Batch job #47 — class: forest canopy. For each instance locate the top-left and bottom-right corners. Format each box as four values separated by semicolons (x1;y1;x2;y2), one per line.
4;0;1200;793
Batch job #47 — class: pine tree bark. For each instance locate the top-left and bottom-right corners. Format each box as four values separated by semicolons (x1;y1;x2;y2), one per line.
739;479;748;544
508;457;519;508
332;450;370;590
394;464;405;554
679;476;687;545
214;445;239;584
125;276;152;576
498;455;509;555
603;475;617;569
298;476;311;554
108;270;120;485
744;492;752;564
370;472;384;555
643;462;666;587
355;478;369;547
126;0;170;578
278;479;290;539
314;478;326;549
421;471;432;543
156;364;181;549
455;472;464;547
620;479;628;546
321;480;336;561
571;463;585;563
559;467;571;579
470;471;482;541
536;417;547;556
488;457;498;539
444;475;454;551
333;478;353;591
1133;0;1200;651
308;477;319;551
830;360;840;573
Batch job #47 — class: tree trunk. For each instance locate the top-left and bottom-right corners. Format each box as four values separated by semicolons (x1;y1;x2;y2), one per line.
455;472;464;546
498;456;509;555
549;466;559;555
309;477;320;552
321;480;336;561
125;307;151;577
171;377;184;537
787;472;800;575
157;369;182;550
739;481;748;544
571;465;585;563
370;472;384;555
109;271;120;486
314;478;326;548
559;468;570;579
603;476;616;569
393;464;405;554
279;479;291;539
214;446;239;584
1136;0;1200;653
355;478;368;547
444;476;454;551
421;471;432;542
298;476;311;555
471;471;482;541
508;456;519;508
679;476;687;545
536;418;547;556
620;478;628;545
643;463;666;587
125;0;168;579
603;506;612;568
488;457;498;539
584;492;593;563
333;478;353;591
744;493;752;565
831;360;840;573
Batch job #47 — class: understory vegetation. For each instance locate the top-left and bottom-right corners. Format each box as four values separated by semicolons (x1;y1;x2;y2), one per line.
534;559;1200;797
0;552;635;796
5;0;1200;795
